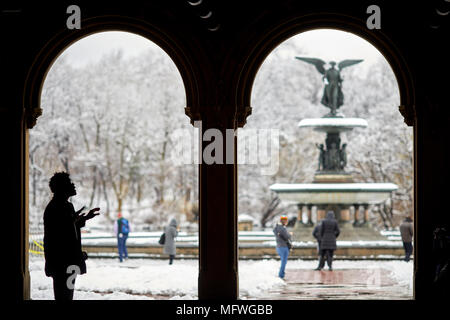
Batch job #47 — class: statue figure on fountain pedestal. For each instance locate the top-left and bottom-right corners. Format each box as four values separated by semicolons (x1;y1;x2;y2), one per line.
316;143;326;171
316;139;348;172
295;57;363;117
296;56;362;173
339;143;347;170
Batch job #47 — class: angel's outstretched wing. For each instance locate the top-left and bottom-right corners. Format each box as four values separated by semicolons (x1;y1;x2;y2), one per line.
338;59;363;70
295;57;327;75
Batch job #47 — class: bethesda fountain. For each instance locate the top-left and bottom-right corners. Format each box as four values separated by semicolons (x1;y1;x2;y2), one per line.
270;57;398;241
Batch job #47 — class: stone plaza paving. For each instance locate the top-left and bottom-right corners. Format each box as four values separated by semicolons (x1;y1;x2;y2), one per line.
252;267;413;300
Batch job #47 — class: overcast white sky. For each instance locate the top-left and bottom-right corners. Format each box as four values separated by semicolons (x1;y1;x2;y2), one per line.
59;29;383;71
281;29;382;65
59;31;160;67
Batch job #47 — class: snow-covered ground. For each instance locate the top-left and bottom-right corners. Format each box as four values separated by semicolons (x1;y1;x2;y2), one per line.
29;256;413;300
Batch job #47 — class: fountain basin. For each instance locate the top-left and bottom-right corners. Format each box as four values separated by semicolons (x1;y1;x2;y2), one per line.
270;182;398;204
298;118;368;133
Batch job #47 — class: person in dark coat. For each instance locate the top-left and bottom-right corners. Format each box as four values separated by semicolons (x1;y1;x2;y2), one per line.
43;172;100;300
273;215;292;279
312;221;323;265
316;211;340;271
399;217;414;262
163;218;179;264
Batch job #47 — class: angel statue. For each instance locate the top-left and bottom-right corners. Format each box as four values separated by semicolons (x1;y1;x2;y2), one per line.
295;57;363;116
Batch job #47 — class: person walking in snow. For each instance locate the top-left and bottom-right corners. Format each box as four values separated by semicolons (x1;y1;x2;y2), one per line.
114;212;131;262
399;216;414;262
164;218;179;264
43;172;100;300
316;211;340;271
273;215;292;279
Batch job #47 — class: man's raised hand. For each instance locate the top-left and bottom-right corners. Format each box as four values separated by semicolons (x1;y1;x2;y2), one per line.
84;207;100;221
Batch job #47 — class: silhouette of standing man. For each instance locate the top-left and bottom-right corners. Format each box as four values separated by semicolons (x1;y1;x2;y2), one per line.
43;172;100;300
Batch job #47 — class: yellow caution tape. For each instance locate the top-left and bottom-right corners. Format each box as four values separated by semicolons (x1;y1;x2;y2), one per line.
29;249;44;255
33;240;44;250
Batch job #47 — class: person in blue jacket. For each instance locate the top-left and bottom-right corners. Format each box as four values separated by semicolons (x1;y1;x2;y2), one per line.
273;215;292;279
114;212;131;262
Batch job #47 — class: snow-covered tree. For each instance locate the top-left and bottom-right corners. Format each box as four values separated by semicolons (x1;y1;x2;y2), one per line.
30;33;412;232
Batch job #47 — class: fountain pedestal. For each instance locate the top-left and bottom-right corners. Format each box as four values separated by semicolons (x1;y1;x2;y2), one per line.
313;172;353;183
270;116;398;241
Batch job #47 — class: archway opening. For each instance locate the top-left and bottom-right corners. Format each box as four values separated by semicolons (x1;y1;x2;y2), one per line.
28;31;200;299
238;28;413;299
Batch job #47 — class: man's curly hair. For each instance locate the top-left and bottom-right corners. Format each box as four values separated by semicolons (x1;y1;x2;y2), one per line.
49;172;71;193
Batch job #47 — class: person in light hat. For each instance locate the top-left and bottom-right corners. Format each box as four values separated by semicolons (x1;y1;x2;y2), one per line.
164;218;179;265
273;214;292;279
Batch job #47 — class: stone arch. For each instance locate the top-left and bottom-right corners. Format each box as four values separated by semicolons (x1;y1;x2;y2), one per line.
228;12;417;298
231;13;416;127
23;15;207;128
20;15;207;299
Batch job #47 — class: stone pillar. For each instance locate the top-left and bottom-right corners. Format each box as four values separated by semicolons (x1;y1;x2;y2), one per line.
363;204;370;225
296;204;303;225
353;204;360;226
317;205;326;221
4;105;31;300
306;204;313;225
197;116;239;300
340;206;350;222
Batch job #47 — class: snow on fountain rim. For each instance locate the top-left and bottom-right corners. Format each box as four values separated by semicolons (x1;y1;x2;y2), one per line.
270;182;398;192
298;118;368;128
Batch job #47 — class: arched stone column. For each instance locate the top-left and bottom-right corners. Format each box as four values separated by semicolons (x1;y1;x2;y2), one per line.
196;111;239;300
4;106;30;300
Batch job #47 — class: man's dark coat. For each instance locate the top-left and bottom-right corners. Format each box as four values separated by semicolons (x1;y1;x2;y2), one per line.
43;198;86;277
